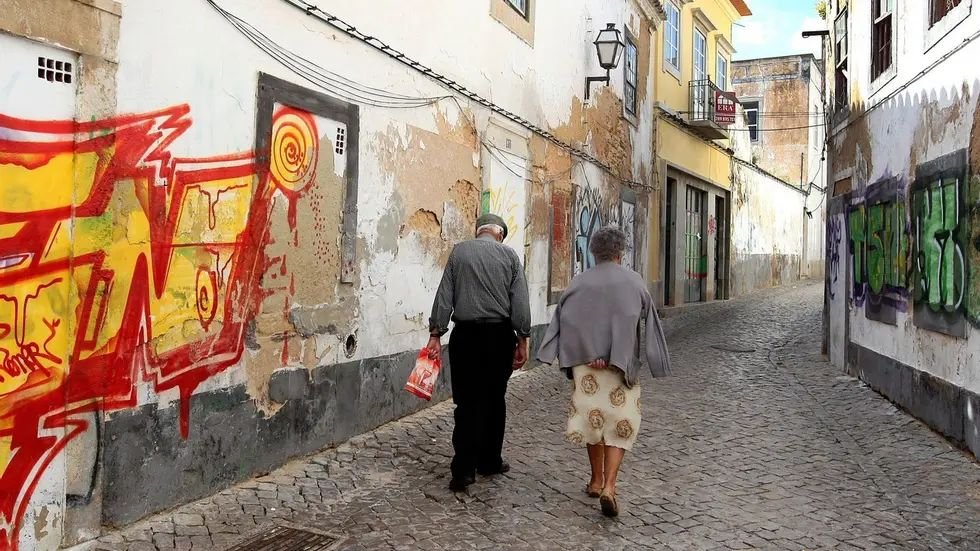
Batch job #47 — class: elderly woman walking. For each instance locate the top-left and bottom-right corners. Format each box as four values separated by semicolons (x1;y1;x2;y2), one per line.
537;226;671;517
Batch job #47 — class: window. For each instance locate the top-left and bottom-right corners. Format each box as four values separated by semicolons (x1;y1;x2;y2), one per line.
871;0;894;81
693;29;707;81
743;101;759;142
834;6;849;111
716;54;728;90
692;30;708;119
624;34;638;116
505;0;528;18
931;0;963;25
664;1;680;70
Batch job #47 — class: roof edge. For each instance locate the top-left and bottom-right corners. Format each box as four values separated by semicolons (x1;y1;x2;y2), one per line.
730;0;752;16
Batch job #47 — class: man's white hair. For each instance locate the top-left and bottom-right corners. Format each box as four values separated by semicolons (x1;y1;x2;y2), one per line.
476;224;505;237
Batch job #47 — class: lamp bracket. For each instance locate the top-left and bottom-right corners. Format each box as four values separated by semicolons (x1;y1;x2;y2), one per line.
584;69;612;100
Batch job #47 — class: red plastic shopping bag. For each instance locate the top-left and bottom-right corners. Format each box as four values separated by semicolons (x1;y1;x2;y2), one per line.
405;349;442;401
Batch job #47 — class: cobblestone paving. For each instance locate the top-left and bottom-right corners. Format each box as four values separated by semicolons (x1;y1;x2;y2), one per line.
88;283;980;550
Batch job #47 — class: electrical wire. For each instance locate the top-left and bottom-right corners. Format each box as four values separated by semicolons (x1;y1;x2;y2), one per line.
730;122;829;132
481;142;581;186
206;0;453;109
277;0;644;190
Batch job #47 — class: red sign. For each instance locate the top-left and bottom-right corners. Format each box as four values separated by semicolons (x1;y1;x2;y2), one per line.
714;90;737;126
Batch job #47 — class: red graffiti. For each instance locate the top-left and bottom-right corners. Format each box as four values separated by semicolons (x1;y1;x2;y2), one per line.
0;104;318;548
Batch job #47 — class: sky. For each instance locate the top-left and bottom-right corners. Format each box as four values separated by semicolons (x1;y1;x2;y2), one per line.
732;0;825;61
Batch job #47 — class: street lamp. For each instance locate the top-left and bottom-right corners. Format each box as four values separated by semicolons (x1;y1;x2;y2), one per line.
585;23;625;100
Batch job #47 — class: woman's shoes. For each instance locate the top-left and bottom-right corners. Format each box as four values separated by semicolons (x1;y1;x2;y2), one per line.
585;483;603;498
599;491;619;517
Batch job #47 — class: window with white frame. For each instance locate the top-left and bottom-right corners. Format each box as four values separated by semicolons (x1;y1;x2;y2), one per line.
743;101;760;142
834;4;849;112
871;0;894;81
664;1;680;71
716;53;728;90
624;34;638;116
505;0;528;18
694;29;707;81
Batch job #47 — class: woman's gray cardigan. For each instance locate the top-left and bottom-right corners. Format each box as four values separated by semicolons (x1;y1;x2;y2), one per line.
536;262;671;386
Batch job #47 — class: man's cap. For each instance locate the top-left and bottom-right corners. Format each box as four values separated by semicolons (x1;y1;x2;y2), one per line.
476;213;508;239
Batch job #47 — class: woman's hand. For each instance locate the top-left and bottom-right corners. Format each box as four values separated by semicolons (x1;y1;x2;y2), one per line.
588;359;609;370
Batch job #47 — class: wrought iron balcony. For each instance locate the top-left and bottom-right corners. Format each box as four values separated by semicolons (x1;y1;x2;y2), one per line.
688;79;733;140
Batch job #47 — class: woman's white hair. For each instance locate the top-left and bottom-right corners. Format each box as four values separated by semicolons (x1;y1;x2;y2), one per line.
477;224;505;237
589;226;627;262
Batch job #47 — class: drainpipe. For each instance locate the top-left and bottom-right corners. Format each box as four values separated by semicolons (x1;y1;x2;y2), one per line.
800;151;806;280
802;29;831;356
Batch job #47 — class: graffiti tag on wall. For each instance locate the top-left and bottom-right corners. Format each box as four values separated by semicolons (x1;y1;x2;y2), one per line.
910;150;970;337
572;185;636;275
847;177;909;324
826;214;842;300
0;104;326;548
842;150;980;337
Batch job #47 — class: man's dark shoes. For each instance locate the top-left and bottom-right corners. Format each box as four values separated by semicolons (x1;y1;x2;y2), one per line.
449;474;475;492
477;461;510;476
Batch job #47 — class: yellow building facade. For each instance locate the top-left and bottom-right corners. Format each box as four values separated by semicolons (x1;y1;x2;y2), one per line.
649;0;750;306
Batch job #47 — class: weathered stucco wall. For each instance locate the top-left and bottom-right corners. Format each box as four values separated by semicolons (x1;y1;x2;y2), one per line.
730;160;808;296
0;0;660;547
826;0;980;460
733;55;825;188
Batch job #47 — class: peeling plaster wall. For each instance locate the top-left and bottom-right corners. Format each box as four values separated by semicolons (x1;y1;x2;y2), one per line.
0;0;660;546
826;0;980;459
732;55;825;187
730;160;809;296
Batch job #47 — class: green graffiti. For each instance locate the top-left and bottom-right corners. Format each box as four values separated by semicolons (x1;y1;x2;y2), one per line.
480;191;491;215
912;177;964;313
969;175;980;326
849;205;866;288
867;202;908;294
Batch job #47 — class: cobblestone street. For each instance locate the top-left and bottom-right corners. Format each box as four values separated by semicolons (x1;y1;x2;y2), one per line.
89;283;980;550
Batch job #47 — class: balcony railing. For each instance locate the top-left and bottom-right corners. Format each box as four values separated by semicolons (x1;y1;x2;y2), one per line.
688;79;731;140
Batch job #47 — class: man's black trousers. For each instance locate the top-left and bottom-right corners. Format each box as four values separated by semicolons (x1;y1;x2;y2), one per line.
448;321;516;479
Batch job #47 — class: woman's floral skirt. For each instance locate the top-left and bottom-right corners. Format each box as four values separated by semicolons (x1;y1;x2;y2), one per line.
566;365;641;450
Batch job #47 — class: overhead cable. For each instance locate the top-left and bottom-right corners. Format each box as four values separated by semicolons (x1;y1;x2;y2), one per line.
276;0;646;190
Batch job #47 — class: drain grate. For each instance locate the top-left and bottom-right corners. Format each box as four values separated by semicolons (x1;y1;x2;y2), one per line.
226;525;340;551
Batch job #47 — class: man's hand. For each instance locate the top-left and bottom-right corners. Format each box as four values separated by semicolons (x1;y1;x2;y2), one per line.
425;336;441;359
588;359;609;370
512;337;529;371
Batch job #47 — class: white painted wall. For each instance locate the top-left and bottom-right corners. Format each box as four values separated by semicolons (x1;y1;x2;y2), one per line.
828;0;980;394
112;0;659;392
729;104;822;296
731;163;806;257
0;2;661;547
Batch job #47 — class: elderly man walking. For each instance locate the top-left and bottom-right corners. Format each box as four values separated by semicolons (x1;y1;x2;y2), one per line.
427;213;531;492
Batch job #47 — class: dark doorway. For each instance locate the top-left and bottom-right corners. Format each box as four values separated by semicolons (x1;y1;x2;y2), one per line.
684;186;707;303
664;177;676;305
715;196;727;300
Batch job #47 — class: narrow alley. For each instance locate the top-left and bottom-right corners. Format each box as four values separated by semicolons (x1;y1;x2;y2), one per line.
90;283;980;551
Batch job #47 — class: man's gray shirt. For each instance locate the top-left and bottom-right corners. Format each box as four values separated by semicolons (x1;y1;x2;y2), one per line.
429;236;531;338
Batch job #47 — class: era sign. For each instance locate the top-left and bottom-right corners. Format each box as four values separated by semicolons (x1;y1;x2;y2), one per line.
714;91;736;126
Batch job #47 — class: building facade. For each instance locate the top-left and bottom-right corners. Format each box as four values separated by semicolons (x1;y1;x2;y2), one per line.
651;0;752;306
732;54;826;190
823;0;980;461
729;54;827;294
0;0;663;548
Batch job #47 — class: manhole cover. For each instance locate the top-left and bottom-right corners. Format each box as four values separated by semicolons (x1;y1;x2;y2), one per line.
226;524;342;551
